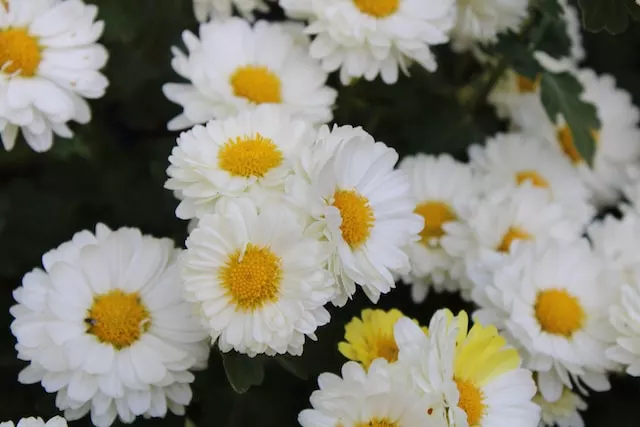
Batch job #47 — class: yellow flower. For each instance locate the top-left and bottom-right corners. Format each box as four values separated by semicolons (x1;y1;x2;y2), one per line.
338;308;428;369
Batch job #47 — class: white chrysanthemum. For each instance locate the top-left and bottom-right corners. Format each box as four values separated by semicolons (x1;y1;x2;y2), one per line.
165;105;316;220
450;0;528;50
534;386;587;427
290;125;423;306
395;309;540;427
279;0;457;85
1;417;67;427
441;183;582;299
299;358;447;427
398;153;480;303
472;238;618;404
163;18;336;130
606;281;640;376
0;0;108;152
511;68;640;206
559;0;585;63
181;198;335;356
469;132;594;227
192;0;272;22
10;224;209;427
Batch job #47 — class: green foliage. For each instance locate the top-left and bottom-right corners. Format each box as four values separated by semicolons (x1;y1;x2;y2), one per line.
578;0;640;34
221;352;265;394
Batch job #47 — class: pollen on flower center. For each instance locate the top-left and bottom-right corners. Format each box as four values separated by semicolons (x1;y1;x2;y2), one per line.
86;289;151;350
332;189;375;249
556;126;600;165
220;243;283;312
455;378;486;426
0;28;41;77
497;226;532;253
516;75;538;93
414;201;457;246
534;289;585;337
218;133;283;178
515;170;549;188
230;65;282;104
353;0;399;18
354;418;399;427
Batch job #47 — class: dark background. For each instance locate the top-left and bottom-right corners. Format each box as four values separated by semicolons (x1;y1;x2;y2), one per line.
1;0;639;425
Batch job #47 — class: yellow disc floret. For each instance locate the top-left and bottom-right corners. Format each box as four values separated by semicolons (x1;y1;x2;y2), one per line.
0;28;41;77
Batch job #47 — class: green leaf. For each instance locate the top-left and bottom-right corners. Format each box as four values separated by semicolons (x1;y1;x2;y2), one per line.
577;0;640;34
274;355;308;380
487;32;542;79
539;71;601;166
221;351;265;394
532;0;563;16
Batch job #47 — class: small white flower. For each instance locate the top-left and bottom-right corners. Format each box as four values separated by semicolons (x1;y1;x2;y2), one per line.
398;153;480;302
192;0;273;22
606;281;640;376
534;386;587;427
279;0;456;85
10;224;209;427
0;0;108;152
1;417;68;427
181;198;335;356
163;18;336;130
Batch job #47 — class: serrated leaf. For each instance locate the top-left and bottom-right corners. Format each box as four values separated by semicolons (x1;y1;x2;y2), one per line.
539;71;600;166
221;351;265;394
484;32;542;79
577;0;640;34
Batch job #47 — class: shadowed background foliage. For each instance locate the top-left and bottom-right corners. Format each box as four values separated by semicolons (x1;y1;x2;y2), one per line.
1;0;639;425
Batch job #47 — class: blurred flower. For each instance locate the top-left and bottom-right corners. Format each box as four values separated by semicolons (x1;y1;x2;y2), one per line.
607;281;640;376
192;0;273;22
534;384;587;427
1;417;67;427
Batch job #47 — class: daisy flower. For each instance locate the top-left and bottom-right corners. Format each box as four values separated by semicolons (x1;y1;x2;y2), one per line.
279;0;457;85
163;18;336;130
472;238;619;403
533;385;587;427
10;224;209;427
192;0;272;22
165;105;316;220
338;308;427;369
606;281;640;376
1;417;67;427
441;183;582;299
0;0;108;152
291;125;423;306
299;358;448;427
468;132;594;227
399;153;480;303
180;198;335;356
394;309;540;427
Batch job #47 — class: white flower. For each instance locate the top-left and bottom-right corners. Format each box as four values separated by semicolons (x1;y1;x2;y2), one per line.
1;417;67;427
181;198;335;357
450;0;529;50
606;281;640;376
165;105;316;220
0;0;108;152
468;132;594;227
280;0;456;85
472;238;618;404
534;386;587;427
557;0;585;63
299;358;447;427
192;0;272;22
163;18;336;130
10;224;209;427
398;153;480;302
441;183;582;299
394;309;540;427
291;125;423;306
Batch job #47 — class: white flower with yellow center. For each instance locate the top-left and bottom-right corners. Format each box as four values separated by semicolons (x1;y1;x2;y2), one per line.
450;0;529;50
165;105;315;220
163;18;336;130
441;183;582;299
533;385;587;427
299;358;448;427
469;132;594;227
280;0;457;85
1;417;68;427
0;0;108;152
394;309;540;427
293;126;423;306
472;238;618;404
398;153;480;303
180;198;335;356
192;0;272;22
9;224;209;427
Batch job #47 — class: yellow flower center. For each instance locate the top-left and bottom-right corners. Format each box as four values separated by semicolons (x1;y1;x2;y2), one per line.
534;289;585;337
218;133;283;178
355;418;398;427
515;170;549;188
85;289;151;350
353;0;399;17
516;75;538;93
219;243;282;312
332;189;375;249
373;335;399;363
497;226;532;253
230;65;282;104
0;28;41;77
455;379;486;426
414;201;457;246
556;126;600;165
